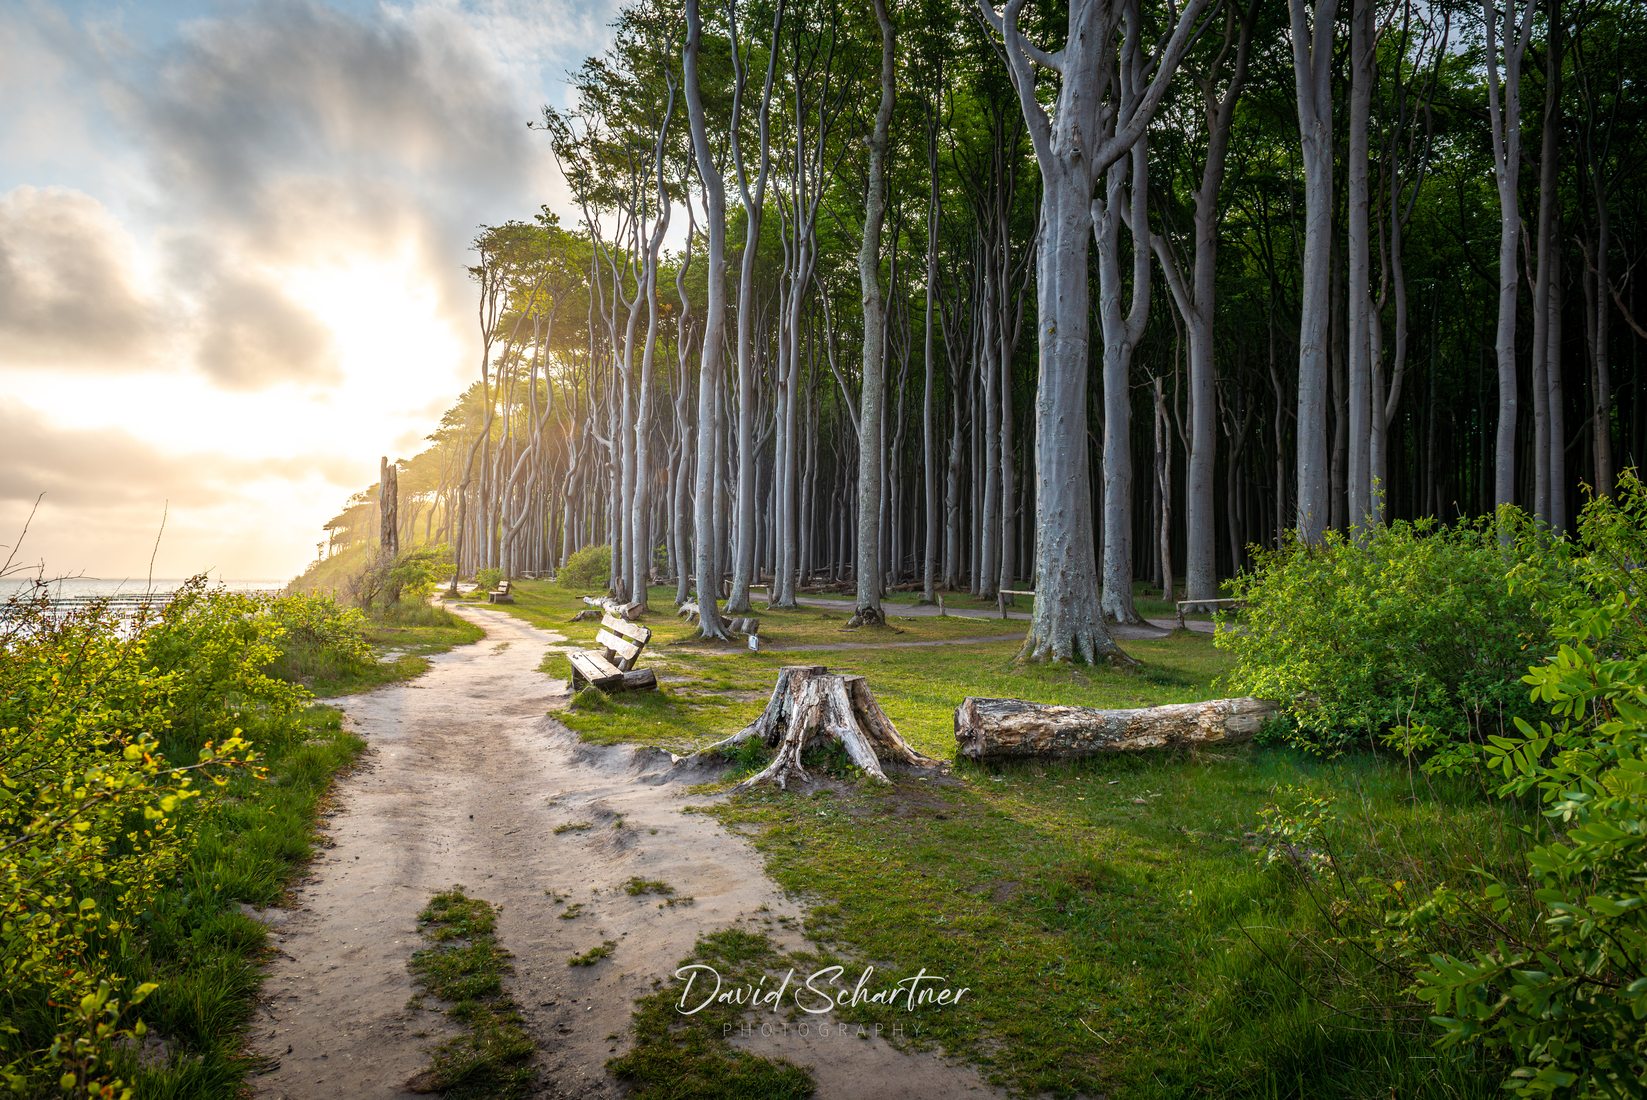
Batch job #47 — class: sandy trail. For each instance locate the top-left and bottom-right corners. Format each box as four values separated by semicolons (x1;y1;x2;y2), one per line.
250;603;1001;1100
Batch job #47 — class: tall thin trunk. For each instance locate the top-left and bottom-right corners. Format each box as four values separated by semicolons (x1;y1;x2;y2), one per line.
1485;0;1537;510
1290;0;1340;542
921;105;941;603
1346;0;1375;528
683;0;730;639
850;0;896;627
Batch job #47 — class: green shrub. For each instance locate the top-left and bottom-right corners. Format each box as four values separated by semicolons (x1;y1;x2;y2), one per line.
1218;515;1561;754
0;581;278;1096
1414;482;1647;1097
474;567;504;593
346;545;455;609
557;544;611;591
262;591;375;686
386;544;453;604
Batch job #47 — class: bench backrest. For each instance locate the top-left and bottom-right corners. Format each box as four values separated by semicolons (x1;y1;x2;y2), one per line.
598;612;652;671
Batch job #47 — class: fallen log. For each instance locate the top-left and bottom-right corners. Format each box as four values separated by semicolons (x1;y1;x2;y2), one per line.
954;697;1277;761
694;665;940;790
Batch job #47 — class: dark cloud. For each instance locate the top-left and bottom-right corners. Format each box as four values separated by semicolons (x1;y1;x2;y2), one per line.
0;186;161;368
135;0;539;247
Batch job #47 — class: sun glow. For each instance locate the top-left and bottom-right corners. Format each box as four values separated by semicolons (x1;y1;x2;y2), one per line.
282;248;467;413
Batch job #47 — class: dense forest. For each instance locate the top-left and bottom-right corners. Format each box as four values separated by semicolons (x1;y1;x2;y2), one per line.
311;0;1646;661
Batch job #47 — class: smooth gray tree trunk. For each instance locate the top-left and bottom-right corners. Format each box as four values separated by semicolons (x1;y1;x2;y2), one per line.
1290;0;1339;542
850;0;896;626
683;0;730;640
1484;0;1537;511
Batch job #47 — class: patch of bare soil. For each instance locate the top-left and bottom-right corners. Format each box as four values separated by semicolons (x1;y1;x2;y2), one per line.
249;603;1003;1099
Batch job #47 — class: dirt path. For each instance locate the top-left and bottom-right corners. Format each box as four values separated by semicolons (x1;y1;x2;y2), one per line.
250;603;1002;1100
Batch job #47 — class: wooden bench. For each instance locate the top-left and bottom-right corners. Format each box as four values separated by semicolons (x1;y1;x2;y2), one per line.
568;611;656;692
488;579;514;604
1175;598;1243;629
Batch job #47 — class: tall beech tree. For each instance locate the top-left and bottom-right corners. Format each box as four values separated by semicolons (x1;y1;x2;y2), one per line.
314;0;1646;659
981;0;1207;663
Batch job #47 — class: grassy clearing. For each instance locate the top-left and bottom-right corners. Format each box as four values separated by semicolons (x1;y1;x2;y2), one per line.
483;580;1220;756
481;577;1516;1094
713;752;1521;1097
407;888;537;1100
876;580;1228;621
606;929;814;1099
112;706;365;1095
478;580;1026;648
304;601;484;696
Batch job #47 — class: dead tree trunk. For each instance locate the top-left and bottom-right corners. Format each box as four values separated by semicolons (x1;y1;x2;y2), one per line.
954;696;1277;760
380;456;399;557
695;665;938;790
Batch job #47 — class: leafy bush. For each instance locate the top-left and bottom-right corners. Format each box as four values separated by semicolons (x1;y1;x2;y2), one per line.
0;582;271;1096
262;591;375;686
557;544;611;591
386;544;453;604
1237;481;1647;1097
1218;515;1560;754
473;567;504;593
0;578;376;1096
1413;482;1647;1097
347;545;455;609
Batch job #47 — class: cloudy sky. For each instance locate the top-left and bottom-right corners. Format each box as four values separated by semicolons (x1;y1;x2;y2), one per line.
0;0;617;580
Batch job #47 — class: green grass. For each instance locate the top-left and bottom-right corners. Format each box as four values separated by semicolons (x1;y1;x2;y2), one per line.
480;580;1223;757
112;705;366;1096
875;580;1233;622
474;576;1517;1095
710;751;1522;1098
304;601;484;696
623;877;676;897
568;940;618;967
408;888;537;1099
606;929;814;1099
478;580;1027;648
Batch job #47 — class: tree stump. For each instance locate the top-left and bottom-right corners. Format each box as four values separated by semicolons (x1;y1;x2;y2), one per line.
696;665;939;790
954;696;1277;761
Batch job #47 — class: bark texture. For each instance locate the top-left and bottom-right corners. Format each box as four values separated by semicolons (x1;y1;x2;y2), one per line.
696;665;939;790
955;696;1277;760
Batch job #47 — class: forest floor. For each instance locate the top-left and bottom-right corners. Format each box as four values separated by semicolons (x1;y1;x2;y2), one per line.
477;582;1518;1097
248;602;1002;1100
249;583;1517;1098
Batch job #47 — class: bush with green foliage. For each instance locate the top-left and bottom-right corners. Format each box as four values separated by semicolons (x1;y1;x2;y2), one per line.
556;544;611;591
1240;481;1647;1097
262;591;375;685
1218;514;1561;754
346;545;456;609
385;544;453;604
473;566;504;594
1411;482;1647;1097
0;578;371;1097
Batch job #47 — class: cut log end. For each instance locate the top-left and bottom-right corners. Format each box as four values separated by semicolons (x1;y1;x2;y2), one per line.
955;696;1278;761
690;665;939;791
